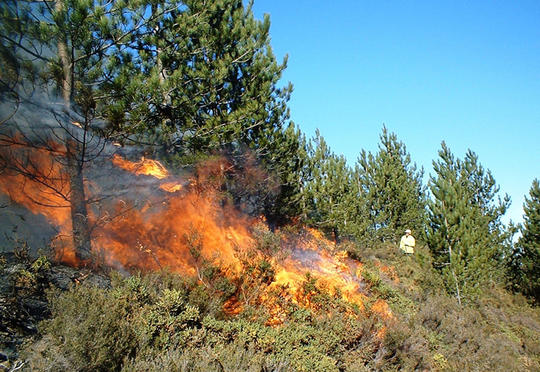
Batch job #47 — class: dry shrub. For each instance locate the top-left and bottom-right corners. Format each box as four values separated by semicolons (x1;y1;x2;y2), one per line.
345;239;540;372
15;239;540;372
409;294;538;371
121;344;292;372
21;269;386;372
378;320;433;371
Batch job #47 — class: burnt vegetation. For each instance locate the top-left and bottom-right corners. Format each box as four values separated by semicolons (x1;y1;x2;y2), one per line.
1;1;539;371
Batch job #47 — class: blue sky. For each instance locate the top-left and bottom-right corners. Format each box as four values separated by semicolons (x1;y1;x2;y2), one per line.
252;0;540;225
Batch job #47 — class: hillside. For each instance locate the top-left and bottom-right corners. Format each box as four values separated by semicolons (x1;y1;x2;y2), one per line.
1;153;539;370
1;235;539;371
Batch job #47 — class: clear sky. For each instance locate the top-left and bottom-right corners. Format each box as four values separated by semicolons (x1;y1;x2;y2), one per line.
252;0;540;225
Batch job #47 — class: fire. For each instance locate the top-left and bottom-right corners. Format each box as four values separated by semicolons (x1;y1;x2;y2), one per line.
375;262;400;284
93;188;252;275
271;236;367;308
159;182;183;193
0;135;72;238
111;154;169;179
242;227;370;326
0;142;395;333
371;299;393;321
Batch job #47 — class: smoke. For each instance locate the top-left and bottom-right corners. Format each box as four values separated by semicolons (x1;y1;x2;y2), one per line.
0;91;189;257
0;92;395;328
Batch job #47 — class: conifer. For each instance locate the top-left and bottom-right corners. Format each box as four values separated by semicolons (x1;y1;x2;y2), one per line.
513;179;540;302
426;143;510;304
355;126;425;242
303;130;359;241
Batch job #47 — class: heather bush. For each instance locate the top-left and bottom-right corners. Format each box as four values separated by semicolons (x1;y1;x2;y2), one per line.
22;269;384;372
343;240;540;371
380;292;540;372
25;284;137;371
16;239;540;372
121;344;291;372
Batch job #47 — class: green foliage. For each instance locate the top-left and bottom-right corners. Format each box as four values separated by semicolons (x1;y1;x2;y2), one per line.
25;271;203;371
22;270;385;372
12;255;51;295
303;130;360;240
251;222;283;258
10;237;539;372
510;179;540;303
355;126;426;243
261;123;309;224
426;143;510;304
0;0;151;109
98;0;297;161
300;127;426;245
31;256;51;273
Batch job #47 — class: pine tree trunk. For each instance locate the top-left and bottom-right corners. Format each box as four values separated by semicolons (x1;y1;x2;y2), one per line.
66;139;92;261
444;214;462;305
56;1;91;260
451;268;462;306
55;0;72;110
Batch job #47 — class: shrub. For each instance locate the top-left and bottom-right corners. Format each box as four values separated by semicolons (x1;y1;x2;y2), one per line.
17;239;540;372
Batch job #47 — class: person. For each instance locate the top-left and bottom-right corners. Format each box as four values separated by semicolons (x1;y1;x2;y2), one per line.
399;229;415;254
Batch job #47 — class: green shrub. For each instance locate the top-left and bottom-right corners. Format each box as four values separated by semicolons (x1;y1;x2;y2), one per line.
23;269;389;371
18;238;540;372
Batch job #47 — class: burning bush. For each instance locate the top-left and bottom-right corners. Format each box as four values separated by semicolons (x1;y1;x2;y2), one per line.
22;269;384;372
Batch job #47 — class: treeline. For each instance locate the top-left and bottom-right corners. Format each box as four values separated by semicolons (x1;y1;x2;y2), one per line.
300;128;539;305
0;0;538;305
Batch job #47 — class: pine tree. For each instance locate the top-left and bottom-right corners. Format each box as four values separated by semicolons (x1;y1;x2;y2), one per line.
355;126;425;243
98;0;302;223
0;0;156;108
0;0;164;260
303;130;360;241
1;0;304;236
102;0;292;156
2;0;101;260
259;122;308;225
512;179;540;302
426;143;510;304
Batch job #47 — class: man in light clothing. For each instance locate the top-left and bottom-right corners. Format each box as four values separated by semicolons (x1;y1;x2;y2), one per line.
399;229;415;254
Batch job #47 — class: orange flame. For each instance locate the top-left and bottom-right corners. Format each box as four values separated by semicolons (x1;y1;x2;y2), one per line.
92;188;252;274
0;144;395;333
0;136;72;250
159;182;183;193
112;154;169;179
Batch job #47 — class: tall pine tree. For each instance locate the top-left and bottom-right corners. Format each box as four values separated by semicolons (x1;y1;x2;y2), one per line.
99;0;303;223
511;179;540;302
355;126;425;243
0;0;151;260
1;0;305;233
303;130;360;241
102;0;292;156
426;143;510;304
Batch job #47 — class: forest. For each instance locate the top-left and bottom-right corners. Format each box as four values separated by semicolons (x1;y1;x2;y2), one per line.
0;1;539;371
